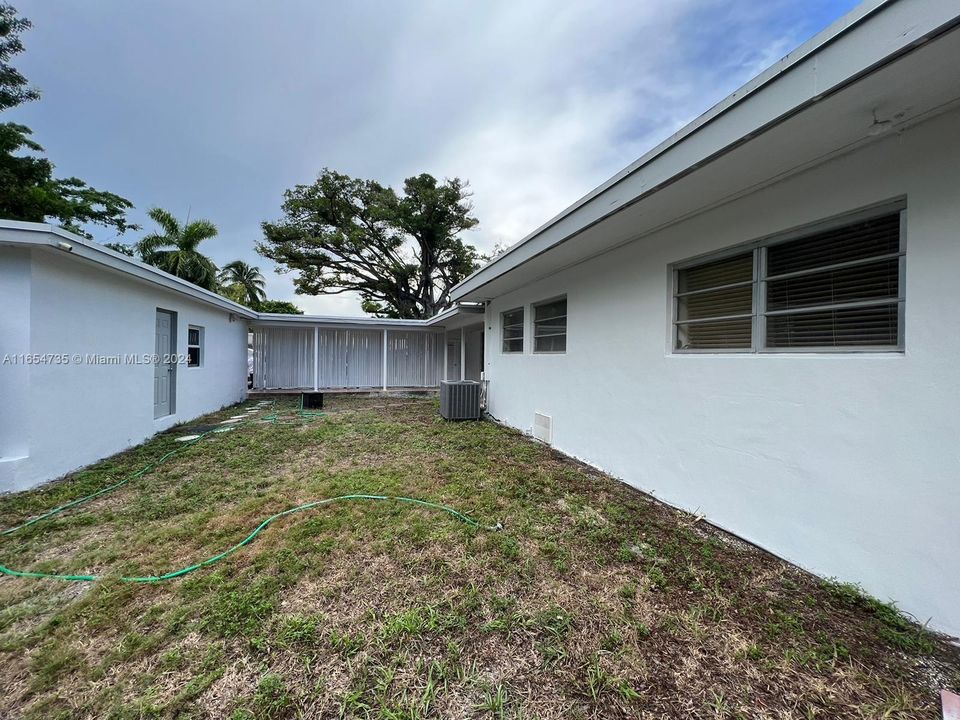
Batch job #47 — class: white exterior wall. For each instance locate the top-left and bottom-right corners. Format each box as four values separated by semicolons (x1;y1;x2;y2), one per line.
0;248;249;492
483;108;960;635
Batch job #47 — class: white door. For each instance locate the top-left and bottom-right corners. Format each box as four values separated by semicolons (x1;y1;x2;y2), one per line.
154;310;175;418
446;337;461;381
465;328;484;381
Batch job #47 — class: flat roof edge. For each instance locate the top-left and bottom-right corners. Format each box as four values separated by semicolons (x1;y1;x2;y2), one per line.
253;304;477;327
0;220;258;318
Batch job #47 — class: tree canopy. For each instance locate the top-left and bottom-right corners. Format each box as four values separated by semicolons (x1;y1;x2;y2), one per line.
0;4;38;111
257;299;303;315
137;208;219;291
258;169;483;319
219;260;266;309
0;4;137;238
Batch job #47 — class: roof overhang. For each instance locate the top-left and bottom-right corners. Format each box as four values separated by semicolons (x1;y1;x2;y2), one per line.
0;220;259;319
451;0;960;302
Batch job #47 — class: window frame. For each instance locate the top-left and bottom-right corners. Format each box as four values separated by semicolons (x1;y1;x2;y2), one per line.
532;295;567;354
671;201;906;354
501;307;525;354
187;325;204;367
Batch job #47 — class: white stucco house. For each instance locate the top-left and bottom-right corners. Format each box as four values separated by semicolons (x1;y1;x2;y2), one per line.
0;222;488;494
0;222;255;492
1;0;958;636
448;0;960;636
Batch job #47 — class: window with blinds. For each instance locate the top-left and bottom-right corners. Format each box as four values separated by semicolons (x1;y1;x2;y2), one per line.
675;252;754;350
533;297;567;353
501;307;524;353
673;208;904;352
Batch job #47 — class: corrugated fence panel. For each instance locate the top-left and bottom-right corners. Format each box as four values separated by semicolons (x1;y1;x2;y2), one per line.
424;332;443;386
317;329;383;388
253;326;445;390
253;327;314;389
385;331;444;387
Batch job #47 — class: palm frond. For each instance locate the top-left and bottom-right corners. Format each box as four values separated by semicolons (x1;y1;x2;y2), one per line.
146;207;181;237
182;219;218;247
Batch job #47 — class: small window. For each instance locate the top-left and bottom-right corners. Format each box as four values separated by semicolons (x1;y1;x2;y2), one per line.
187;326;203;367
533;297;566;353
672;207;904;352
675;252;754;350
763;213;901;349
501;308;524;353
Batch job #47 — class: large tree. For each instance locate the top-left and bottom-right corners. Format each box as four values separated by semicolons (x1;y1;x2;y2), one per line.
0;4;136;238
137;207;219;290
219;259;266;308
257;299;303;315
258;169;483;319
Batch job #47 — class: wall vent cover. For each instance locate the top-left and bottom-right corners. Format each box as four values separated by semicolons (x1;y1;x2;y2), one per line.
533;412;552;444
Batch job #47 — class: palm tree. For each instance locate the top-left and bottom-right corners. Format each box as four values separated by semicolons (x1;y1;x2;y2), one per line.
137;208;219;290
219;260;266;309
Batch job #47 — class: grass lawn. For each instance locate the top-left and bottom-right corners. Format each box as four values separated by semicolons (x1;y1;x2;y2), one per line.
0;395;957;719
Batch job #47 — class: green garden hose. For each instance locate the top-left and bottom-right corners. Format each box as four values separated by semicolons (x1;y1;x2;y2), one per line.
0;400;488;584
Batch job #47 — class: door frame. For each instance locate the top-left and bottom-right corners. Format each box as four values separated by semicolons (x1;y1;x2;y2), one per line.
154;308;177;419
445;333;461;381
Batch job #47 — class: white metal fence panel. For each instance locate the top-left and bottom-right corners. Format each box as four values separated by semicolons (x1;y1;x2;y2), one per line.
385;330;443;387
317;328;383;388
253;326;445;390
253;327;314;389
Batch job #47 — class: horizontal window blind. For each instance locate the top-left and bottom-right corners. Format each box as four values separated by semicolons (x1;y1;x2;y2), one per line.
675;252;754;350
534;298;566;353
501;308;524;353
763;212;901;349
766;304;899;348
673;208;904;352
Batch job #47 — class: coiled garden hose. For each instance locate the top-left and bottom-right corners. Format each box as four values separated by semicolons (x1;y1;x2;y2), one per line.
0;400;490;584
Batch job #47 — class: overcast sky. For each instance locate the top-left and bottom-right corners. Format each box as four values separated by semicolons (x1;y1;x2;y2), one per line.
11;0;858;315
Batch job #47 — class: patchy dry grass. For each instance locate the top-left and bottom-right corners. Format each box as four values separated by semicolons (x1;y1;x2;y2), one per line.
0;395;956;719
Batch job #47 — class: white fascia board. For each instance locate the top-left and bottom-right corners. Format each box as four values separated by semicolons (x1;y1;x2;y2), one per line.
0;220;258;318
450;0;960;301
253;304;479;329
254;313;436;329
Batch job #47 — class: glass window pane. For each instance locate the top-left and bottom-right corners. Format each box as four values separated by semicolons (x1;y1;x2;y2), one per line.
501;308;524;352
502;308;523;327
502;337;523;353
187;346;201;366
766;304;899;348
533;298;566;353
677;284;752;321
766;258;899;311
534;299;566;322
677;253;752;294
767;213;900;277
676;317;752;350
533;321;566;337
534;334;566;353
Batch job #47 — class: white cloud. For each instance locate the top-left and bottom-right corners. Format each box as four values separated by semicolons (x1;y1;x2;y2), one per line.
15;0;854;315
